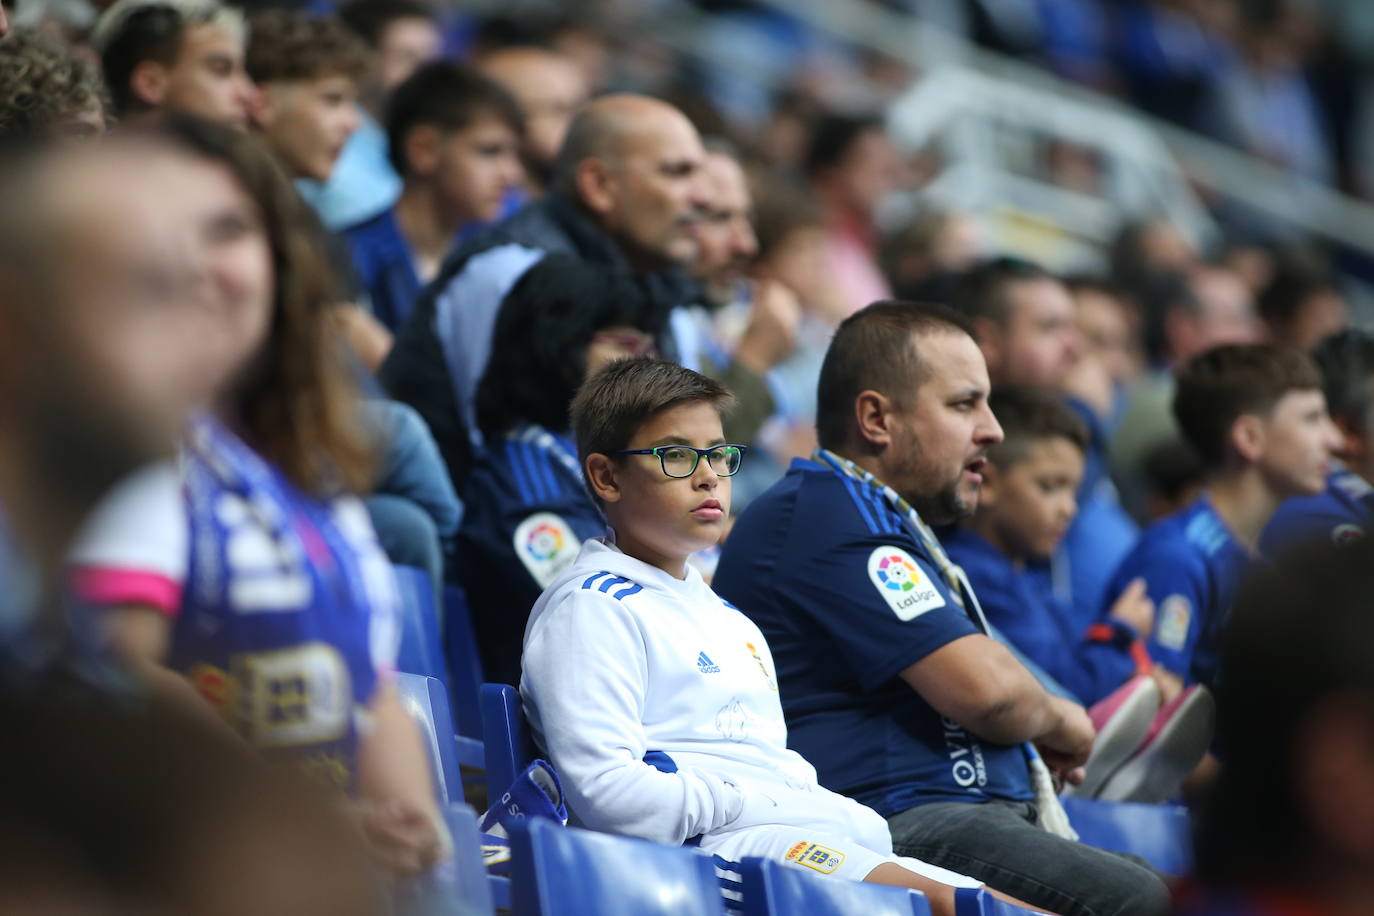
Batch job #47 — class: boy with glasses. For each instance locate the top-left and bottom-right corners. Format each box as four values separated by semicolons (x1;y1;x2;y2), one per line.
521;357;1005;916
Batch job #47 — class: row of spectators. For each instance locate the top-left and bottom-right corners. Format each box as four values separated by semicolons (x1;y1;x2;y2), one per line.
3;0;1374;914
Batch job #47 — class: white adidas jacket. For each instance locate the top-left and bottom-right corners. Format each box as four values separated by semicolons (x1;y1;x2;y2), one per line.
521;538;892;849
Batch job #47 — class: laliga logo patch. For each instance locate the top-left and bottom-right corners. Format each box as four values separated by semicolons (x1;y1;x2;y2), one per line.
524;522;565;562
514;512;578;587
1157;595;1191;651
784;841;845;875
868;546;945;620
875;552;918;592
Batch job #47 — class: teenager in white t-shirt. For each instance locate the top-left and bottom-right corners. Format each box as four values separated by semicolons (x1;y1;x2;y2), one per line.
520;357;1042;916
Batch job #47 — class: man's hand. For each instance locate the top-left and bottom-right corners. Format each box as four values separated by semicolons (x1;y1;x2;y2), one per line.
733;279;801;375
1108;577;1155;639
356;799;448;878
1036;696;1095;777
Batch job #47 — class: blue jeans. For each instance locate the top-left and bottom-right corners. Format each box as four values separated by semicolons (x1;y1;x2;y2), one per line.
886;799;1170;916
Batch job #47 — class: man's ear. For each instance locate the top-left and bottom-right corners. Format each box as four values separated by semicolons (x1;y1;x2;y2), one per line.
402;124;442;179
854;390;896;450
574;158;617;217
585;453;622;504
129;60;170;109
1230;413;1266;464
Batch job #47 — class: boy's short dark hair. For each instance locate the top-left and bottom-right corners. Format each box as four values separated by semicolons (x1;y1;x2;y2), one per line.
986;386;1089;469
1312;328;1374;430
246;11;370;86
951;256;1057;326
94;0;243;116
337;0;436;49
1258;251;1337;330
385;60;523;175
571;358;734;473
815;300;975;451
1173;343;1322;470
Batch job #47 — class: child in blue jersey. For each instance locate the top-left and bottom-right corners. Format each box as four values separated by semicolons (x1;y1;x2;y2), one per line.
946;386;1157;706
458;256;664;685
522;357;1020;916
1104;343;1341;687
344;61;524;331
69;118;444;877
1262;328;1374;556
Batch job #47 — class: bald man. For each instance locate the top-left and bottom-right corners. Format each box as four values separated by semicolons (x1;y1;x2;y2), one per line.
380;93;710;485
478;45;588;195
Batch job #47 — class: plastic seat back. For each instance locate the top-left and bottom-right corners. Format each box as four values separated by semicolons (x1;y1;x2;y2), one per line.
395;671;463;805
394;565;449;683
481;682;535;797
442;584;486;744
737;857;931;916
954;887;1049;916
510;819;725;916
1061;796;1193;875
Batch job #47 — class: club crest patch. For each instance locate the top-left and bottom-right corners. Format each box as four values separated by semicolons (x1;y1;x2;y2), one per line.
1157;595;1192;651
784;841;845;874
867;546;946;620
514;512;579;587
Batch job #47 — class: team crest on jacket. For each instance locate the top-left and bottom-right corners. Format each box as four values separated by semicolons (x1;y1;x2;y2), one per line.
867;546;946;620
785;841;845;874
515;512;578;587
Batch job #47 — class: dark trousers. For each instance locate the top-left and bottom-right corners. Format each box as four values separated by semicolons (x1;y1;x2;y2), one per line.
887;799;1171;916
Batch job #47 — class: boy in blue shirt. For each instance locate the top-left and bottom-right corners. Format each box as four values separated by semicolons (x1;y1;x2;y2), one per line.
1262;328;1374;556
945;386;1155;707
1104;343;1341;687
345;61;524;331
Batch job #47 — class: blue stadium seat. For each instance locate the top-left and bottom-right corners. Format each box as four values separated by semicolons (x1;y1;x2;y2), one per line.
737;857;932;916
1061;796;1193;875
510;818;726;916
395;672;463;806
443;585;488;754
394;565;450;682
481;682;535;798
395;569;483;769
394;804;495;916
954;888;1046;916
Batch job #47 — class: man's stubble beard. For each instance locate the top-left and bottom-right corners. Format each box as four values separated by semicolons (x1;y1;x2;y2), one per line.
890;426;976;528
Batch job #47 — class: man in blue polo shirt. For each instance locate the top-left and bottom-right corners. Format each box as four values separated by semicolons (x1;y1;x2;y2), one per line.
715;301;1170;916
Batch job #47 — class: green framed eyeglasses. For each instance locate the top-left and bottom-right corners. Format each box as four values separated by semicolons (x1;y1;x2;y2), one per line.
610;444;748;478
